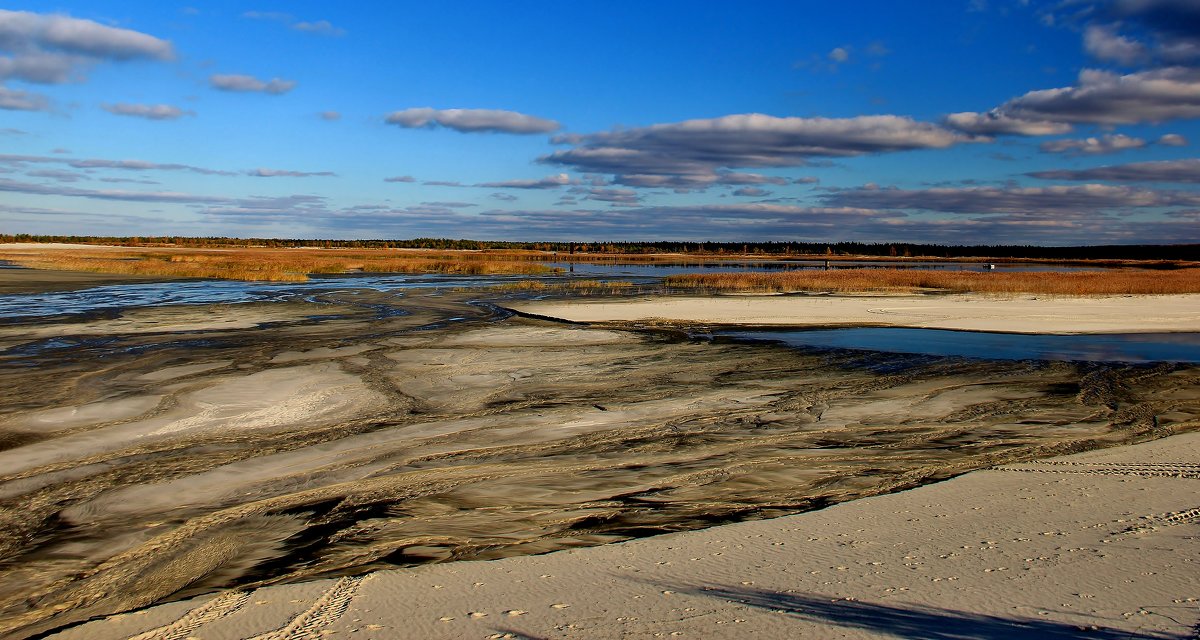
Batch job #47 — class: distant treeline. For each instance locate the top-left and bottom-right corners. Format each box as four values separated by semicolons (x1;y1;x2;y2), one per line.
2;234;1197;260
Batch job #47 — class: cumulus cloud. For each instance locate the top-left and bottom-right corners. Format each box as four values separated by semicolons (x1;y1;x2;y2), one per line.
1084;24;1148;65
985;67;1200;126
0;10;172;78
476;173;573;189
1029;158;1200;183
822;182;1200;214
1158;133;1188;146
0;10;171;107
383;175;415;183
943;111;1072;136
828;47;850;63
101;102;193;120
385;107;560;134
543;113;971;187
1098;0;1200;63
210;73;296;95
1039;133;1146;155
247;168;336;177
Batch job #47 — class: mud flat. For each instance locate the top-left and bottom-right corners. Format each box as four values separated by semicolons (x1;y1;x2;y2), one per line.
50;429;1200;640
508;293;1200;334
0;287;1196;638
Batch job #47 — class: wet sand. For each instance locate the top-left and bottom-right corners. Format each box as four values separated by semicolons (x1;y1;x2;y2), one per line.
0;285;1197;638
50;430;1200;640
0;267;184;294
509;293;1200;334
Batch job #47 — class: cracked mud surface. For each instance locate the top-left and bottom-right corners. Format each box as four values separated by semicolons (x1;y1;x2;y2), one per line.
0;288;1197;639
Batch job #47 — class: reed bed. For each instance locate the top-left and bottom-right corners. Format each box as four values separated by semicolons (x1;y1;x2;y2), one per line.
0;247;558;281
664;268;1200;295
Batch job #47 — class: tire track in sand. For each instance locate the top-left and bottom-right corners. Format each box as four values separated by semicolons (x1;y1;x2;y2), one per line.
124;590;250;640
245;575;367;640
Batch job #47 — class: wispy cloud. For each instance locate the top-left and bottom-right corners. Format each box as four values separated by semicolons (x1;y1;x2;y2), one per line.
0;85;49;111
242;11;347;37
0;152;236;176
247;168;337;178
210;74;296;95
385;107;560;134
1029;158;1200;183
822;182;1200;214
101;102;194;120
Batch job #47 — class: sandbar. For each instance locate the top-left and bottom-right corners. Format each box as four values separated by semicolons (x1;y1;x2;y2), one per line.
509;293;1200;334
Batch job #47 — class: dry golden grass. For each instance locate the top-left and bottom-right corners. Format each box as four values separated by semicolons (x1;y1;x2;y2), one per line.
0;247;558;282
664;268;1200;295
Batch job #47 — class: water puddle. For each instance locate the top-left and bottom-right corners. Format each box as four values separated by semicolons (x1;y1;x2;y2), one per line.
718;327;1200;363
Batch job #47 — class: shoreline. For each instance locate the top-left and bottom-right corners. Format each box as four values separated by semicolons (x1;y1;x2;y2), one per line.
49;428;1200;640
508;293;1200;335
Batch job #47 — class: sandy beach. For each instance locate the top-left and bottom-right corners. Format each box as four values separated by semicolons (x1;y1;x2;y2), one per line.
509;293;1200;334
48;429;1200;639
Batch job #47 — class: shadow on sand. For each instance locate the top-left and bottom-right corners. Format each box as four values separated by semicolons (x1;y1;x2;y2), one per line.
682;585;1189;640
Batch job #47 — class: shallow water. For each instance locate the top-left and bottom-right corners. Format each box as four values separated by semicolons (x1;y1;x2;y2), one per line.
0;272;557;319
720;328;1200;364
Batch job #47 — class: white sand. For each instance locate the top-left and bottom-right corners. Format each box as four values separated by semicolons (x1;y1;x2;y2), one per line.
50;430;1200;640
510;293;1200;334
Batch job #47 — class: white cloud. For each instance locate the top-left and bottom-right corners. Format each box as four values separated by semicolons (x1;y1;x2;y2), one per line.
385;107;560;134
990;67;1200;125
102;102;193;120
210;74;296;95
1083;24;1147;65
1039;133;1146;155
943;111;1072;136
243;11;346;37
476;174;573;189
1029;158;1200;183
0;10;172;65
1158;133;1188;146
0;85;49;111
543;113;972;185
823;182;1200;214
247;168;336;177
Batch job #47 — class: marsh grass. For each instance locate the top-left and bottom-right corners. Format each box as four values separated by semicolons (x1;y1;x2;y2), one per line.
664;268;1200;295
0;247;558;282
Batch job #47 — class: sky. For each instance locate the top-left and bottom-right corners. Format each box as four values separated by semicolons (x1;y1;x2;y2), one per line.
2;1;1200;245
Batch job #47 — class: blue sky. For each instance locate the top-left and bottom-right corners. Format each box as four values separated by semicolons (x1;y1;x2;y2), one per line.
2;1;1200;244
